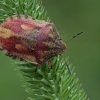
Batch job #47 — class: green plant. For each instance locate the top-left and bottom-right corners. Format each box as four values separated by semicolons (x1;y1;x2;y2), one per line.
0;0;88;100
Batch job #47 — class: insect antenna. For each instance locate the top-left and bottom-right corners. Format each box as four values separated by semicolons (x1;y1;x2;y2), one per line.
66;32;83;43
63;31;83;74
61;55;72;74
65;60;71;74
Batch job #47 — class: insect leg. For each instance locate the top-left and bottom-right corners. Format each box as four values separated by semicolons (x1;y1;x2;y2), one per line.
60;55;72;74
48;59;53;69
65;61;72;74
34;65;39;72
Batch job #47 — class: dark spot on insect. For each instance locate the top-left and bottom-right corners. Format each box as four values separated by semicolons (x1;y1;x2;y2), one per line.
20;58;24;61
59;38;62;40
5;52;12;57
17;14;21;19
25;15;28;19
36;27;41;31
30;49;34;54
10;16;13;20
53;53;57;57
32;17;35;20
12;55;17;59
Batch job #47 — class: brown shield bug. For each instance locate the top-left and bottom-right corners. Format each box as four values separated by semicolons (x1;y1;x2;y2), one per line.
0;15;66;65
0;15;82;71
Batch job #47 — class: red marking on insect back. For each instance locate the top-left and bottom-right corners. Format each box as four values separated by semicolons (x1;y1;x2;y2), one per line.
0;36;32;55
0;37;20;50
2;20;40;34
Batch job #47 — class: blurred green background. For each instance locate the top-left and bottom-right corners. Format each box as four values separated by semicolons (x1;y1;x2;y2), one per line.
0;0;100;100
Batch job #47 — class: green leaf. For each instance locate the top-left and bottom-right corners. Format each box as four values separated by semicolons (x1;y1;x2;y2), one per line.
15;56;88;100
0;0;50;22
0;0;88;100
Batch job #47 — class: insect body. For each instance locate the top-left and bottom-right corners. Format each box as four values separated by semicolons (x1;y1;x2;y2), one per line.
0;15;66;65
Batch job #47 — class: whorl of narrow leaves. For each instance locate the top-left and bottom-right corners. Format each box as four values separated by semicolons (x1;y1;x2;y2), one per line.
0;0;50;22
0;0;88;100
16;56;87;100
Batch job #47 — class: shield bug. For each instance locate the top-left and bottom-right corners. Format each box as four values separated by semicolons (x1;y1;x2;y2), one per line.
0;15;66;65
0;15;82;70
